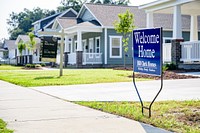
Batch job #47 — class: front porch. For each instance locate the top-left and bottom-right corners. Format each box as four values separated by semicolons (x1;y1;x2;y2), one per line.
140;0;200;69
64;22;103;67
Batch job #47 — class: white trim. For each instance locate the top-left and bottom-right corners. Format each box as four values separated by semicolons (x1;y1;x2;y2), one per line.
89;38;94;58
104;28;107;64
82;39;87;53
109;36;122;58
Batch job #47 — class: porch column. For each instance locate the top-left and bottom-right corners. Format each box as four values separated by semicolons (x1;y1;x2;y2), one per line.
76;30;83;68
190;15;198;41
146;12;154;28
173;5;182;39
64;35;69;67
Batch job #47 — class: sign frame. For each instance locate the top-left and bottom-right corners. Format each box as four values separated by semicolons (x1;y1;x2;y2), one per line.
132;27;163;117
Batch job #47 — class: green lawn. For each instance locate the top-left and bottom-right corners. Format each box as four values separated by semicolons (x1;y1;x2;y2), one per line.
0;69;138;87
76;100;200;133
0;119;13;133
0;65;23;70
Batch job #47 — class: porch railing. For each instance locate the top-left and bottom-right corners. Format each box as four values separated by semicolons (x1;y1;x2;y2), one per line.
163;43;172;63
68;53;76;64
83;53;102;65
180;41;200;63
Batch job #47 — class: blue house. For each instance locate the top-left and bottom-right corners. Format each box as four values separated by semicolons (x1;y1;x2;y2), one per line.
40;3;200;69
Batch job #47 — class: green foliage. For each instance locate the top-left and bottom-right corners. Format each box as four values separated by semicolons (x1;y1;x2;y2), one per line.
114;10;135;67
27;32;36;53
89;0;130;5
7;8;56;40
35;64;41;68
17;41;26;56
0;119;13;133
162;65;168;72
41;63;46;67
58;0;86;12
165;63;177;70
25;64;32;68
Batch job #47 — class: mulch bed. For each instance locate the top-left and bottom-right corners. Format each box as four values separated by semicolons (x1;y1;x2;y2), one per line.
114;67;200;80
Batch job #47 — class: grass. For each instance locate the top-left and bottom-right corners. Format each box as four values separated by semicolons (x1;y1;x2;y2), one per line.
0;69;141;87
0;119;13;133
0;65;23;70
76;100;200;133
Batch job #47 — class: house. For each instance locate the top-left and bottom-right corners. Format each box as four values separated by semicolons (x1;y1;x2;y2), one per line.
15;35;40;65
0;41;7;60
139;0;200;69
32;12;61;37
3;40;17;59
33;8;77;65
40;3;200;68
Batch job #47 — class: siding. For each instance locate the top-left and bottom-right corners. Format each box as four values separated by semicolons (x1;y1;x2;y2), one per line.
82;10;96;22
107;29;133;65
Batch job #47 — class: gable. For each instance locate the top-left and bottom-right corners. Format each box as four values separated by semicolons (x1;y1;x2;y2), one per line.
62;10;77;17
81;9;96;22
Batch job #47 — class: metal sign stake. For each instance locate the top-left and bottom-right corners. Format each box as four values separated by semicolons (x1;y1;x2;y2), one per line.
133;72;163;117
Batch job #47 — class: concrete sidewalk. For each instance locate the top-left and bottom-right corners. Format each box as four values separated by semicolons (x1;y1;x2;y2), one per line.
32;79;200;101
0;80;170;133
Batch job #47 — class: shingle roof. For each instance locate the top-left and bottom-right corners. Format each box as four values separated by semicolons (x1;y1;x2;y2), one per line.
4;40;16;50
56;17;77;29
85;3;200;30
18;35;40;44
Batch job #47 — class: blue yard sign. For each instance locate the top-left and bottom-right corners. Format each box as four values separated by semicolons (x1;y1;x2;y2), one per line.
133;28;162;76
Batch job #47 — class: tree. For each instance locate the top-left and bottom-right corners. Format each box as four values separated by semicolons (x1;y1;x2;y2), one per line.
18;41;26;56
114;10;135;68
89;0;130;5
7;8;56;40
27;32;36;54
57;0;87;12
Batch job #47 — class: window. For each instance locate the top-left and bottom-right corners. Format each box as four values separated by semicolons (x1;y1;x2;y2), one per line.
95;37;100;53
109;36;122;58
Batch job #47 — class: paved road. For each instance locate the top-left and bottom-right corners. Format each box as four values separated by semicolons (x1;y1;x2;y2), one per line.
0;80;170;133
32;79;200;102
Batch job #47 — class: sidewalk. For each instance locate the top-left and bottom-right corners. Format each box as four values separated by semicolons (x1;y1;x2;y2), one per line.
0;80;171;133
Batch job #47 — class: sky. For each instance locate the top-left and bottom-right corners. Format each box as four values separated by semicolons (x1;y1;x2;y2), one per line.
0;0;155;40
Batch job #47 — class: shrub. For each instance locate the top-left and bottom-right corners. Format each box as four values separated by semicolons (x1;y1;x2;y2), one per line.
166;63;177;70
40;63;46;67
162;65;168;72
35;64;41;68
31;64;35;68
25;64;31;68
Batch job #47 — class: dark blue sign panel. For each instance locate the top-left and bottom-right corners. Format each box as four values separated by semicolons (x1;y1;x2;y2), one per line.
133;28;162;76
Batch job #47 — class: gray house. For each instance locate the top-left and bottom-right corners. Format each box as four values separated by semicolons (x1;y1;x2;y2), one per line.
41;3;200;68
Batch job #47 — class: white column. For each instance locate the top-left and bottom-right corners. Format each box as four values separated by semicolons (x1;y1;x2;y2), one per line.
190;15;198;41
146;12;154;28
77;30;82;51
64;35;69;52
173;5;182;39
104;28;107;64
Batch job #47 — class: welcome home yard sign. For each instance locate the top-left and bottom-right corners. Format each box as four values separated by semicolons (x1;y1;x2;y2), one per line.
133;28;162;76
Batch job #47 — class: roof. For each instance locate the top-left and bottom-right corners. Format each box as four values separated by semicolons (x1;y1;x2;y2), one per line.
15;35;41;49
44;8;78;29
32;12;61;25
56;17;77;29
84;4;146;28
4;40;16;50
83;3;200;30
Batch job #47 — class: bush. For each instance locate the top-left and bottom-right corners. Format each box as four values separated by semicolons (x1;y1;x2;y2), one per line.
31;64;35;68
35;64;41;68
162;65;168;72
166;63;177;70
25;64;31;68
40;63;46;67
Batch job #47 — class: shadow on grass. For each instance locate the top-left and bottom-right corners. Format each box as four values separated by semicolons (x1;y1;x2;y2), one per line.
34;76;55;80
